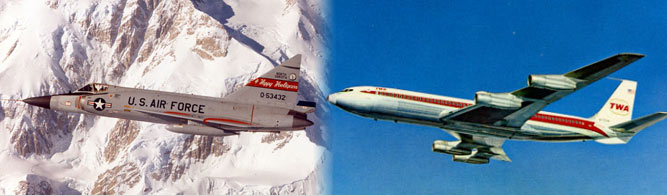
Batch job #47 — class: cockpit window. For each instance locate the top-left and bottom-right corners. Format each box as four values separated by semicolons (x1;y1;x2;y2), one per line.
94;84;109;92
341;89;354;92
77;84;93;92
76;83;109;93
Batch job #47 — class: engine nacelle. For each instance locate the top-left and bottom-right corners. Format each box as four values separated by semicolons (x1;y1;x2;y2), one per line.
528;74;577;90
474;91;522;109
432;140;471;155
453;155;489;164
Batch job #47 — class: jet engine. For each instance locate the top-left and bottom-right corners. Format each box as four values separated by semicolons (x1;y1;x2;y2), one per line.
432;140;471;155
474;91;522;109
528;74;577;90
452;155;490;164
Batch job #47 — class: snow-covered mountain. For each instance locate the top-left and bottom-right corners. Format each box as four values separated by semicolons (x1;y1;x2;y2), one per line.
0;0;329;194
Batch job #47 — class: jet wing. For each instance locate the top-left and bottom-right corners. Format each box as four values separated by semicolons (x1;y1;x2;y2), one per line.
442;130;511;164
441;53;644;127
133;108;253;128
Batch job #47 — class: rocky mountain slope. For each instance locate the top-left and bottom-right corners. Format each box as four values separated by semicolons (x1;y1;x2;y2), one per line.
0;0;329;194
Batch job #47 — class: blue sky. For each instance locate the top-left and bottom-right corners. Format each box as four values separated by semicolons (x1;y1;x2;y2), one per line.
328;1;667;194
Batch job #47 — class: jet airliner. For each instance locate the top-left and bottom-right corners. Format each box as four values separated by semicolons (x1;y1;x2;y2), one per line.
328;53;666;164
20;55;316;136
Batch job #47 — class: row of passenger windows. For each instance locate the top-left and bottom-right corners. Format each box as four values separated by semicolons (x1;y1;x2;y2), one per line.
534;115;585;125
377;92;470;107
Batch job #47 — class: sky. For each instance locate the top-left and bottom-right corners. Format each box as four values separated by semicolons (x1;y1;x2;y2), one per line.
328;0;667;194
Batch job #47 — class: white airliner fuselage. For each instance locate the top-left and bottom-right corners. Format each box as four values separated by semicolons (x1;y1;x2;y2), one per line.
328;86;608;142
328;53;666;164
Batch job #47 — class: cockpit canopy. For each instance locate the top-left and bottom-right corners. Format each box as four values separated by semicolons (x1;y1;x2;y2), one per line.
75;83;109;93
340;88;354;92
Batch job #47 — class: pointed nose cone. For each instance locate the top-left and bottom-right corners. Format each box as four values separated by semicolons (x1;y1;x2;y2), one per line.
23;96;52;109
327;94;337;105
292;117;314;129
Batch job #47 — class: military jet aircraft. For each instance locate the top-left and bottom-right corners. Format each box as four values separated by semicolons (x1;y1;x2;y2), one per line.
21;55;316;136
328;53;666;164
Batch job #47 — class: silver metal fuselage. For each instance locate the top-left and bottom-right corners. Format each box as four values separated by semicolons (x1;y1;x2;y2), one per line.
328;86;610;142
42;84;312;134
23;55;314;136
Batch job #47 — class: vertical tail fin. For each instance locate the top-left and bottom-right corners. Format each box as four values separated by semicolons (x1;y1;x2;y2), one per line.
226;55;302;105
591;80;637;126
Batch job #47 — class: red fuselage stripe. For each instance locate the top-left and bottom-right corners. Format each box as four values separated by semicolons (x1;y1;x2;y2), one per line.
246;77;299;92
76;96;81;109
204;118;252;125
373;91;473;108
250;105;255;124
371;90;608;137
529;113;608;137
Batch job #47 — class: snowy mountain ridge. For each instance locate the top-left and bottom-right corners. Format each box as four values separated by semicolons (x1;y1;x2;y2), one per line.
0;0;329;194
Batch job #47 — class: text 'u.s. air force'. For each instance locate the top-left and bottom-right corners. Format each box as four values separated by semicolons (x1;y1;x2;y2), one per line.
127;96;205;113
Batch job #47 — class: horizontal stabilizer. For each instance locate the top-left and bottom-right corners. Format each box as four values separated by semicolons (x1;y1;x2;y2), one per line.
611;112;667;133
596;112;667;144
297;101;316;107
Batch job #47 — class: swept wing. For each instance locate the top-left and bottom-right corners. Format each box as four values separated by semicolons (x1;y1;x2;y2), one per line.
441;53;644;128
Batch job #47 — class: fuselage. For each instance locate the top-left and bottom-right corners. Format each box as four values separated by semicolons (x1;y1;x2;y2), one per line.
25;83;313;134
328;86;612;142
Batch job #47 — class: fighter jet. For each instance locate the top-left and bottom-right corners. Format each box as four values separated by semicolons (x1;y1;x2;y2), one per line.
328;53;666;164
21;55;316;136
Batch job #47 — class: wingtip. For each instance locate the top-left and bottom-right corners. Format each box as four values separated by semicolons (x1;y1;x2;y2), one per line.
618;52;645;58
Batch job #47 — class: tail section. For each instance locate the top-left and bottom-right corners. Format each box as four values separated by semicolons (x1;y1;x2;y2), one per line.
592;80;667;144
591;80;637;126
226;55;302;105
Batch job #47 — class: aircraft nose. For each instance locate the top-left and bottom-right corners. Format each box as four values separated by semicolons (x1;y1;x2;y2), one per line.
23;95;52;109
327;94;337;104
292;117;314;128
